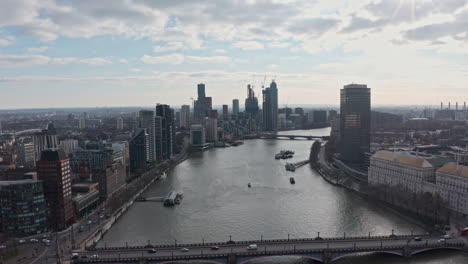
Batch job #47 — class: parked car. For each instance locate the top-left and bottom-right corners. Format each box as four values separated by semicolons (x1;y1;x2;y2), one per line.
0;245;6;249
443;234;451;239
18;239;26;244
90;254;99;259
30;238;38;243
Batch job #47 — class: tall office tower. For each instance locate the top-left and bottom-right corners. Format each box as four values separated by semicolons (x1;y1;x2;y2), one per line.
129;129;148;173
32;123;58;162
116;117;124;130
37;149;74;230
262;80;279;131
222;105;229;120
78;118;86;129
180;105;190;128
156;104;175;160
16;140;36;168
194;83;207;120
205;117;218;142
205;97;213;114
232;99;239;116
59;139;79;156
138;110;156;162
340;84;371;163
245;84;259;118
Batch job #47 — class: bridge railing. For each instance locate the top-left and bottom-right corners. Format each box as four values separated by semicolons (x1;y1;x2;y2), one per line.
75;242;465;263
87;233;435;251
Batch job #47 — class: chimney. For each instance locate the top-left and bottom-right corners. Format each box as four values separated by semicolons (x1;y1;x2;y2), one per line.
456;102;459;111
449;102;451;110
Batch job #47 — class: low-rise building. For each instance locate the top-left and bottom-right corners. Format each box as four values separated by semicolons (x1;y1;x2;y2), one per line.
368;151;435;193
72;182;100;218
0;179;49;235
436;163;468;215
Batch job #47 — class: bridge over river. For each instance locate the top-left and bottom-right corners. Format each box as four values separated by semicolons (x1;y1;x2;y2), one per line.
244;133;329;140
74;234;466;264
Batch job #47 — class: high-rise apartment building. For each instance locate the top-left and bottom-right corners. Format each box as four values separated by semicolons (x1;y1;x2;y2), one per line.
262;80;279;131
194;84;207;120
37;149;74;230
32;123;58;162
222;105;229;120
340;84;371;163
232;99;239;116
139;110;156;162
156;104;175;160
205;117;218;142
116;117;124;130
16;140;35;168
180;105;190;128
129;129;148;173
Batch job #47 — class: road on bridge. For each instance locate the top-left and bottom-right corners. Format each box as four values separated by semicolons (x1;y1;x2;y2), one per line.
74;236;466;260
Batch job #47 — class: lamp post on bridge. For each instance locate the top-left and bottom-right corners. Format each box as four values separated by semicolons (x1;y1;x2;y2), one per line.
288;233;290;241
174;239;177;246
261;235;263;242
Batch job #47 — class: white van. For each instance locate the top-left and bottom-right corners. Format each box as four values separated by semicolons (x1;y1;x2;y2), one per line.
247;244;257;250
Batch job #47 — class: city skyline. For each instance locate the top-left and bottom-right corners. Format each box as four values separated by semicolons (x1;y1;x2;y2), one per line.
1;0;468;108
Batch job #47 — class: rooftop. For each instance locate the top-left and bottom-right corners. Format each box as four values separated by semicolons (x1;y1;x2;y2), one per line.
0;179;40;186
372;150;433;168
437;163;468;178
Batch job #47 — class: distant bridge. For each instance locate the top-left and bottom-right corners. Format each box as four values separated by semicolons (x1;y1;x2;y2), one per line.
74;234;466;264
244;133;329;140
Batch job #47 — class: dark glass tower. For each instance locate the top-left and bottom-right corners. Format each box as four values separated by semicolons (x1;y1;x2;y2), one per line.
156;104;175;160
339;84;371;163
262;80;278;131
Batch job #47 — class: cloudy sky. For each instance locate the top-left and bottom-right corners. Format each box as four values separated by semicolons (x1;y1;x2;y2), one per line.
1;0;468;109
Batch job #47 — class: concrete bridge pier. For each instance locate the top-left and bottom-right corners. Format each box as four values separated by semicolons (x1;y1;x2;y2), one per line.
403;245;412;258
323;249;332;264
228;253;237;264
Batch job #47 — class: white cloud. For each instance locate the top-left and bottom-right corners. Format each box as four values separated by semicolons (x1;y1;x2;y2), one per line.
267;64;279;69
78;57;112;66
141;54;185;65
268;42;291;48
0;54;49;68
119;59;129;63
26;46;49;53
214;49;226;53
0;54;112;67
129;68;142;72
232;41;264;50
0;36;15;46
186;56;231;63
153;42;185;52
141;54;231;64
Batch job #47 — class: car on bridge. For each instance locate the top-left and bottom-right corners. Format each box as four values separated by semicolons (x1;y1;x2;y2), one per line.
247;244;257;250
147;248;157;253
180;248;190;252
211;246;220;250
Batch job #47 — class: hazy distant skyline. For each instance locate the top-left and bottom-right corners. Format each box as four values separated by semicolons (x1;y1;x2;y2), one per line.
1;0;468;109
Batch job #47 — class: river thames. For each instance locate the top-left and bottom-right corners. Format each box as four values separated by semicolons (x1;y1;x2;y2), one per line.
99;128;468;263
